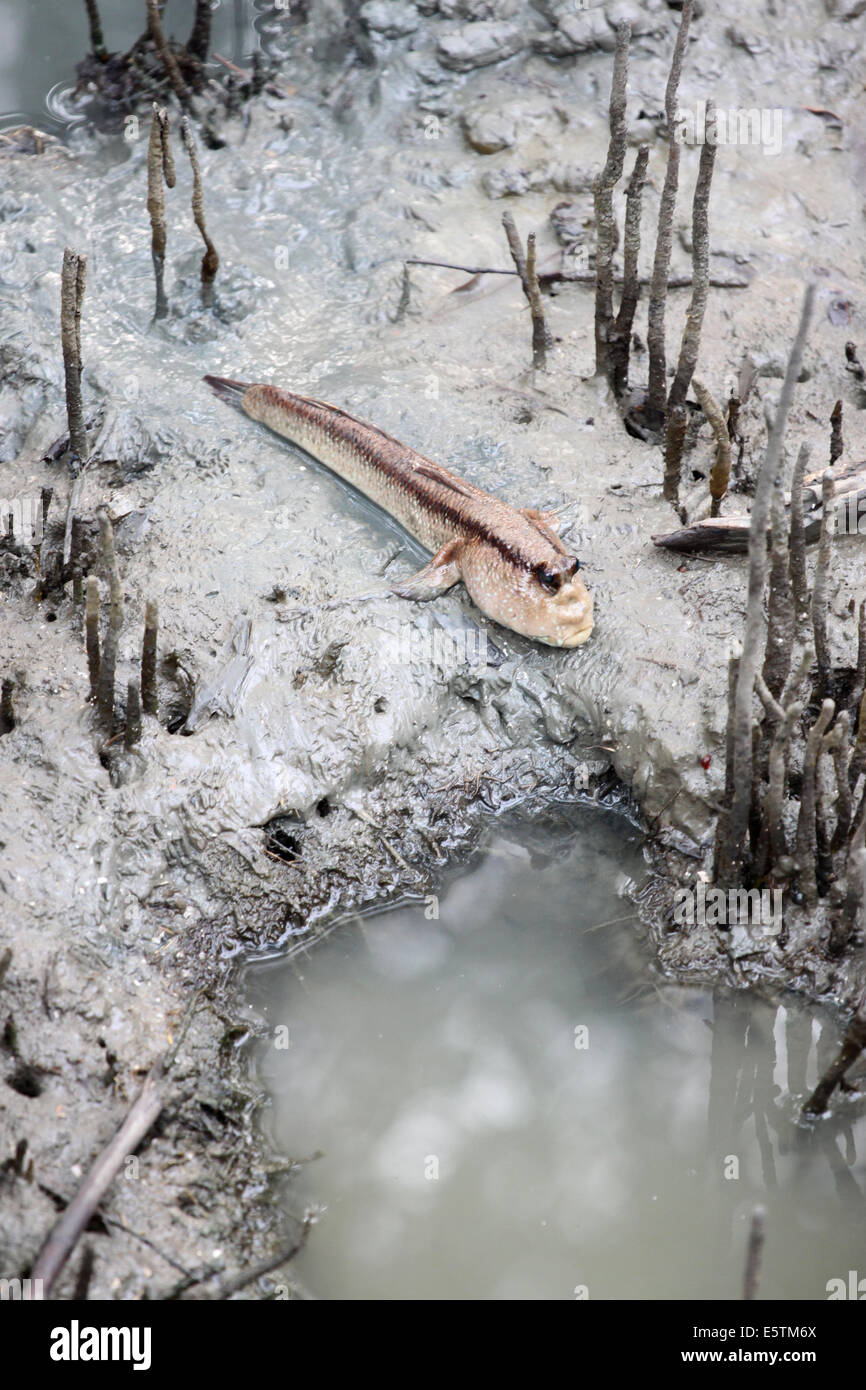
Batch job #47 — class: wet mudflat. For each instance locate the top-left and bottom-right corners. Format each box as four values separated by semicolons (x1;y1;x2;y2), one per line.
2;0;866;1300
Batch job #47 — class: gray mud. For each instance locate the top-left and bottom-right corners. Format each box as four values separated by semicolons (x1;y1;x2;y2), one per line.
1;0;865;1296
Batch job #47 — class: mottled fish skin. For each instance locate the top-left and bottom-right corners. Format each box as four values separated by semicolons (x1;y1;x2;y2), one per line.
203;377;593;648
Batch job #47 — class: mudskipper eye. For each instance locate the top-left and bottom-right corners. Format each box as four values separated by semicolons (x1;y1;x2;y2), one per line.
539;569;562;594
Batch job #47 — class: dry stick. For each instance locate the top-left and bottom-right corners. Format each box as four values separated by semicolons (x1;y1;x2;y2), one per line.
789;441;811;624
803;989;866;1116
525;233;549;369
404;258;748;289
84;0;108;60
811;470;835;702
794;698;835;908
593;22;630;384
181;116;219;308
60;248;88;461
742;1206;766;1301
762;478;795;699
663;405;688;513
692;376;731;517
646;0;694;423
719;284;815;888
667;101;717;415
611;145;649;399
142;600;159;717
84;576;100;701
96;510;124;726
30;992;202;1297
146;0;192;109
125;679;142;749
147;105;172;320
187;0;213;63
830;398;843;465
212;1217;314;1300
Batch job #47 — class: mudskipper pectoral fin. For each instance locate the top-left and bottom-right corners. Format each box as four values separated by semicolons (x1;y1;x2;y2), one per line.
520;507;569;555
390;539;464;601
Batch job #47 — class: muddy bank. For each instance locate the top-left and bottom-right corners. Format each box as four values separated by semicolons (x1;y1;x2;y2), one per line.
2;0;866;1296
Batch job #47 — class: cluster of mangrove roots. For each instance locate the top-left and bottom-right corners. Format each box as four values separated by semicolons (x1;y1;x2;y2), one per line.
707;287;866;969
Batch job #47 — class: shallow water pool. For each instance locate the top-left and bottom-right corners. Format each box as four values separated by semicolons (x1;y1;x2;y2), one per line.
244;808;866;1301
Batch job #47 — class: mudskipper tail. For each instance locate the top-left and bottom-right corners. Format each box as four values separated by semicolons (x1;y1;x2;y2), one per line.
203;375;252;407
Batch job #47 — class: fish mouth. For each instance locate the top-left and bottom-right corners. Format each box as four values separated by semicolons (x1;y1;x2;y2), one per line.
557;619;594;648
548;581;594;648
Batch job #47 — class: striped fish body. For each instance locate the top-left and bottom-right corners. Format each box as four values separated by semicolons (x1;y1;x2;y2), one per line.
204;377;593;648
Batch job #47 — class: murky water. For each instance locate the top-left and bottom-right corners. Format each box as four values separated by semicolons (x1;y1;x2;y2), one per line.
245;809;866;1301
0;0;264;133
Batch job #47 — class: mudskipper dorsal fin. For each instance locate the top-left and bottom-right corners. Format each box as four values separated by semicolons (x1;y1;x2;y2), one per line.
521;507;569;555
412;460;477;499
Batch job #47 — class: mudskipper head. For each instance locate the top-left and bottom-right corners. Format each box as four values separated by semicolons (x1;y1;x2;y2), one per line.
529;552;594;648
460;544;594;649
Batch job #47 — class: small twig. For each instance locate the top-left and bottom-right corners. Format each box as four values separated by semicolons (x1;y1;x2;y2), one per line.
646;0;694;424
406;257;518;277
29;991;201;1297
60;248;88;462
403;259;748;290
181;116;219;308
743;1206;766;1301
348;805;424;881
593;23;630;383
668;100;717;415
214;1218;313;1300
